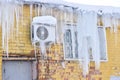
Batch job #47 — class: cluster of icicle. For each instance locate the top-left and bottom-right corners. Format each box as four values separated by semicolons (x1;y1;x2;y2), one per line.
100;12;120;45
77;11;120;76
0;0;119;76
102;13;120;32
0;0;23;57
77;11;100;76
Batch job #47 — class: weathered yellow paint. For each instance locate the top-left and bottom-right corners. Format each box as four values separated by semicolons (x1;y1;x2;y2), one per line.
0;5;120;80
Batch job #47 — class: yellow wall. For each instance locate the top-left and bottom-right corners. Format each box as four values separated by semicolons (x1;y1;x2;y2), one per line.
0;5;120;80
100;28;120;80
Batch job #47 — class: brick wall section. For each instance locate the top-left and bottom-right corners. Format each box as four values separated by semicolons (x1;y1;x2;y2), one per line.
0;5;120;80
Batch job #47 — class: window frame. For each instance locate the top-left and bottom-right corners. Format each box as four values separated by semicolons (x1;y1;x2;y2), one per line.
63;25;108;62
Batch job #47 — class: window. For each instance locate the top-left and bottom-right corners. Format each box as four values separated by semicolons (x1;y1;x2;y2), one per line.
89;26;108;61
63;24;78;60
98;26;108;61
63;25;108;61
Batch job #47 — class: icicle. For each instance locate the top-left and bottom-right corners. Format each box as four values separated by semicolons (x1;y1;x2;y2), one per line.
77;11;84;59
81;37;90;77
30;4;37;58
78;59;82;69
0;7;1;25
112;13;119;45
112;13;119;33
37;4;41;16
70;7;73;24
61;61;66;68
1;5;5;49
77;11;100;75
6;22;9;57
56;6;64;44
9;5;15;40
77;11;86;75
59;6;64;44
50;5;53;16
103;13;112;27
41;4;46;16
6;3;9;57
102;13;113;32
56;14;59;43
30;4;33;22
19;1;24;26
81;12;90;76
35;4;38;16
34;42;37;58
2;19;5;50
91;12;100;70
40;42;46;59
15;5;20;38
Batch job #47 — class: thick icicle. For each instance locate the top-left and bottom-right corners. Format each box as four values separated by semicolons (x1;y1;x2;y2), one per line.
9;5;15;40
30;4;33;22
89;12;100;70
81;37;90;76
77;11;100;75
1;1;10;56
38;4;41;16
41;4;46;16
40;42;46;59
20;1;24;26
56;7;61;43
35;4;38;16
30;4;37;58
15;5;20;38
59;6;64;44
78;11;90;76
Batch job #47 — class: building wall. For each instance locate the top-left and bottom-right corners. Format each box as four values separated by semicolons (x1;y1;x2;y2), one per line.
0;5;120;80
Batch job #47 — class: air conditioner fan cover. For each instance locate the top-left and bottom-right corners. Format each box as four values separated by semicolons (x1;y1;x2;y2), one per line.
36;26;48;40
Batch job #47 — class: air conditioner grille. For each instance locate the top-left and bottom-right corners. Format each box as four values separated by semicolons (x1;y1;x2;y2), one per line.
36;26;48;40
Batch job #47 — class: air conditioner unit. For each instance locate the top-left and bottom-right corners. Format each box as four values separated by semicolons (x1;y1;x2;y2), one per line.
31;16;56;44
31;16;56;54
32;24;55;44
